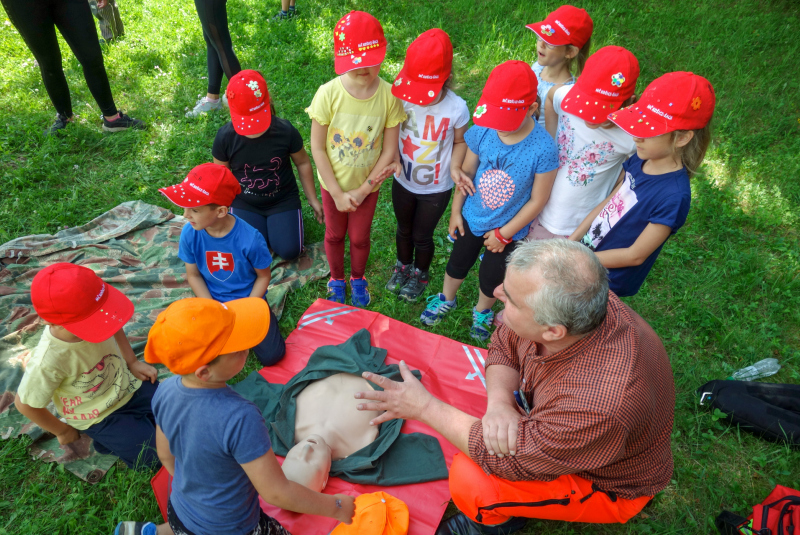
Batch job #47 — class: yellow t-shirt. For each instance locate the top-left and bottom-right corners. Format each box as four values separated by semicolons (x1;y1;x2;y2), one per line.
306;77;407;193
17;327;141;430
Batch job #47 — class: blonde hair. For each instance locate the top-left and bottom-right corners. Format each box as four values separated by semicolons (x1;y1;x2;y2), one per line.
566;38;592;77
673;122;712;177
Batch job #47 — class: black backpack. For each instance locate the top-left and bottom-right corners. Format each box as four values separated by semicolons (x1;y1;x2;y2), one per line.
697;380;800;445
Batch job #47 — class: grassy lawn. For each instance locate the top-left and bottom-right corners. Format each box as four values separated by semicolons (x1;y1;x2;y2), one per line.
1;0;799;533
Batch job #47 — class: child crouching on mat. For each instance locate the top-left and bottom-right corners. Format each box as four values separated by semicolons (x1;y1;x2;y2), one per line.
385;28;470;302
14;263;159;470
420;61;558;341
114;298;355;535
570;72;716;297
159;163;286;366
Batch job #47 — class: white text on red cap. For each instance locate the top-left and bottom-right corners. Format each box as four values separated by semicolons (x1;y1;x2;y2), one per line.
417;74;440;79
555;20;570;35
357;39;379;48
502;98;526;104
95;284;105;302
596;88;620;97
647;104;673;120
189;183;210;195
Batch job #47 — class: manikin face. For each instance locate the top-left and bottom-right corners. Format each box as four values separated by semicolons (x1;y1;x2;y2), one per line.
281;434;332;492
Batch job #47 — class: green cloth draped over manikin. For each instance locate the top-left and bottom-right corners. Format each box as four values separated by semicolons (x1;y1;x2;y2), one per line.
232;329;449;486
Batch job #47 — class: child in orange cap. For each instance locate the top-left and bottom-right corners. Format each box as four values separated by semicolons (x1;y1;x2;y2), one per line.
306;10;406;307
115;297;355;535
570;72;716;297
159;162;286;367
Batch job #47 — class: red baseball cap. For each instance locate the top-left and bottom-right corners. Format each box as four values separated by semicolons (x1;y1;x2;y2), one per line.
525;5;593;48
225;70;272;135
560;46;640;124
145;297;269;375
31;263;133;343
333;11;387;75
392;29;453;106
607;71;716;138
159;163;242;208
472;60;538;131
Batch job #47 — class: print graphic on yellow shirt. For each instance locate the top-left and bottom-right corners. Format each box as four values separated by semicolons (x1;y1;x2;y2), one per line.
327;113;381;170
69;353;137;412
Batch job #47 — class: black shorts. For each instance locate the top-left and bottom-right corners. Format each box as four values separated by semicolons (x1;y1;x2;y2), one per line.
445;218;518;298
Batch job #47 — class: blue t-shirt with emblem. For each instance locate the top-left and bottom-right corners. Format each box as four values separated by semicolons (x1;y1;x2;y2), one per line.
463;123;559;240
580;154;691;297
178;215;272;302
153;376;272;535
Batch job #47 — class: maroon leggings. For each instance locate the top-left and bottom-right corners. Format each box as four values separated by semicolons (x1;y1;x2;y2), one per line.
321;188;380;280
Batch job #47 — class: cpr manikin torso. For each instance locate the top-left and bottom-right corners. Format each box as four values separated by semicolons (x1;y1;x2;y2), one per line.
281;373;382;491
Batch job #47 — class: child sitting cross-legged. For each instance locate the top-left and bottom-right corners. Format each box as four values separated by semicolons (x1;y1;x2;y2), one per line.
159;163;286;366
14;263;160;470
114;298;355;535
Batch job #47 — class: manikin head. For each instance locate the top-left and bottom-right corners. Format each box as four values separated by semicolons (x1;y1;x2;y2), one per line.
281;434;332;492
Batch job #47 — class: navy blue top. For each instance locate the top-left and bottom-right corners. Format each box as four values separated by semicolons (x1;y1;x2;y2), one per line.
463;123;558;240
153;376;273;535
580;154;691;296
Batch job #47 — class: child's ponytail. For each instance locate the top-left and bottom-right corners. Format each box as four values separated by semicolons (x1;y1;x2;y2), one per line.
567;38;592;77
674;122;712;178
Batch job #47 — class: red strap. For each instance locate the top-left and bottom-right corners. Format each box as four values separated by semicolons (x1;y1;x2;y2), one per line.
494;228;512;245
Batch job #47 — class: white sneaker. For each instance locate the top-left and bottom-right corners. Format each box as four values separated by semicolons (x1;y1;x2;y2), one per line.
185;97;222;118
222;93;229;108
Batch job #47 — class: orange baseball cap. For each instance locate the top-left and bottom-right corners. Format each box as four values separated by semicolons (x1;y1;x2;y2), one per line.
331;492;409;535
144;297;269;375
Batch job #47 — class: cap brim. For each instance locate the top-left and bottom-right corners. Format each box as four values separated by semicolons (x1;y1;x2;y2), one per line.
524;23;569;47
391;66;445;105
472;96;529;132
607;101;670;138
334;47;386;75
159;185;204;208
561;89;626;125
220;297;271;353
231;104;272;136
62;282;134;343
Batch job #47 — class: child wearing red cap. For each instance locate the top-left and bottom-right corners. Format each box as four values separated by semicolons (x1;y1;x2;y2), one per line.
525;5;593;129
570;72;716;297
421;61;559;341
115;298;355;535
159;163;286;366
213;70;323;262
531;46;640;241
306;10;407;307
14;263;160;470
385;29;471;303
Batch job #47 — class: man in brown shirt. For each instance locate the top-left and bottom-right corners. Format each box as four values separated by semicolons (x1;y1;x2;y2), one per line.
356;239;675;534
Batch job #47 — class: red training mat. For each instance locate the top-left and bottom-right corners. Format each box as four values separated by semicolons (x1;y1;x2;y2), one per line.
151;299;489;534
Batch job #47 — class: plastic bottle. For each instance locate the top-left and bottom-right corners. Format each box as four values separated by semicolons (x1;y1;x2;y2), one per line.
727;358;781;381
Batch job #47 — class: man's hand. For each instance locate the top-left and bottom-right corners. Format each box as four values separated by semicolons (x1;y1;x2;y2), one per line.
129;360;158;383
355;361;433;426
333;191;359;212
333;494;356;524
482;402;522;457
57;426;80;446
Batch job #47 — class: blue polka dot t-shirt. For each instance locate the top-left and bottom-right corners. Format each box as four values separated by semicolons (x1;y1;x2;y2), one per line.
463;123;559;240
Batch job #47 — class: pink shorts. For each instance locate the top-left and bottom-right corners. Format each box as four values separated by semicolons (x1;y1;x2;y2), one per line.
526;218;570;241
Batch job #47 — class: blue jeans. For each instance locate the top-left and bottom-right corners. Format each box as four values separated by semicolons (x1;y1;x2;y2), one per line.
231;207;304;262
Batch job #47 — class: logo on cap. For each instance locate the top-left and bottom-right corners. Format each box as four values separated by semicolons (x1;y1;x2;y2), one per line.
596;88;620;97
555;19;571;35
540;24;554;36
417;74;440;80
611;73;625;87
502;98;525;104
95;284;105;302
647;104;673;120
189;183;210;196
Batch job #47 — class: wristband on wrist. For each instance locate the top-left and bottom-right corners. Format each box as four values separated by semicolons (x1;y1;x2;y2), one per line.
494;228;512;245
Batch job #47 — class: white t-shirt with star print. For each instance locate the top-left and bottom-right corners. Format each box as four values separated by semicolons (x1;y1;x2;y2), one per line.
395;91;470;195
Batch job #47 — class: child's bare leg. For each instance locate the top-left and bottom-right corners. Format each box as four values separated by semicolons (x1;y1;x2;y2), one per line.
476;289;497;311
442;273;463;302
281;0;290;10
158;524;174;535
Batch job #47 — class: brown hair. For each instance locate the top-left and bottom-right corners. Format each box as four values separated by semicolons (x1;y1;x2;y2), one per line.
673;122;712;178
565;38;592;77
438;74;454;101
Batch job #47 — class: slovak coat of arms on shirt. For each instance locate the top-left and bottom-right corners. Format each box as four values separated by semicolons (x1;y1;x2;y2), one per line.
206;251;236;281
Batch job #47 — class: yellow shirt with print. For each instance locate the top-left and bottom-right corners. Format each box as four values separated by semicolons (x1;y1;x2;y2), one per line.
306;77;407;193
17;327;141;430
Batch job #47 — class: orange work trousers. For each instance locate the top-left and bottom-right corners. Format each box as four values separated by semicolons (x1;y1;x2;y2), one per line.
449;453;652;525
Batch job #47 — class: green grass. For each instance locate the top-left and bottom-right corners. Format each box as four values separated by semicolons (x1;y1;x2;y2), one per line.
1;0;799;533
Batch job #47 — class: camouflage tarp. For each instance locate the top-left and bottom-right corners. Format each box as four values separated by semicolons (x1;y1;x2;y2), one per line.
0;201;329;482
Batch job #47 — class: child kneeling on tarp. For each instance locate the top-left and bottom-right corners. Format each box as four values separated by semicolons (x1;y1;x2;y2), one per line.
114;297;355;535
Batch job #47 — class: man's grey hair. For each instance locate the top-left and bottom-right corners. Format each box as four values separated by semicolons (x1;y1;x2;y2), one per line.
506;239;609;336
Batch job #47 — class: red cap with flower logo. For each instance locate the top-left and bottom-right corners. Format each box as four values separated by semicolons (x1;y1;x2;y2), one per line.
560;46;639;124
226;70;272;135
333;11;387;75
607;72;715;138
525;5;593;48
472;60;538;132
392;29;453;106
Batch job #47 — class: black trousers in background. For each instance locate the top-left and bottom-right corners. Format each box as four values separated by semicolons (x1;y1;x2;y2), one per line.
445;218;518;298
391;179;452;272
194;0;241;95
1;0;117;117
